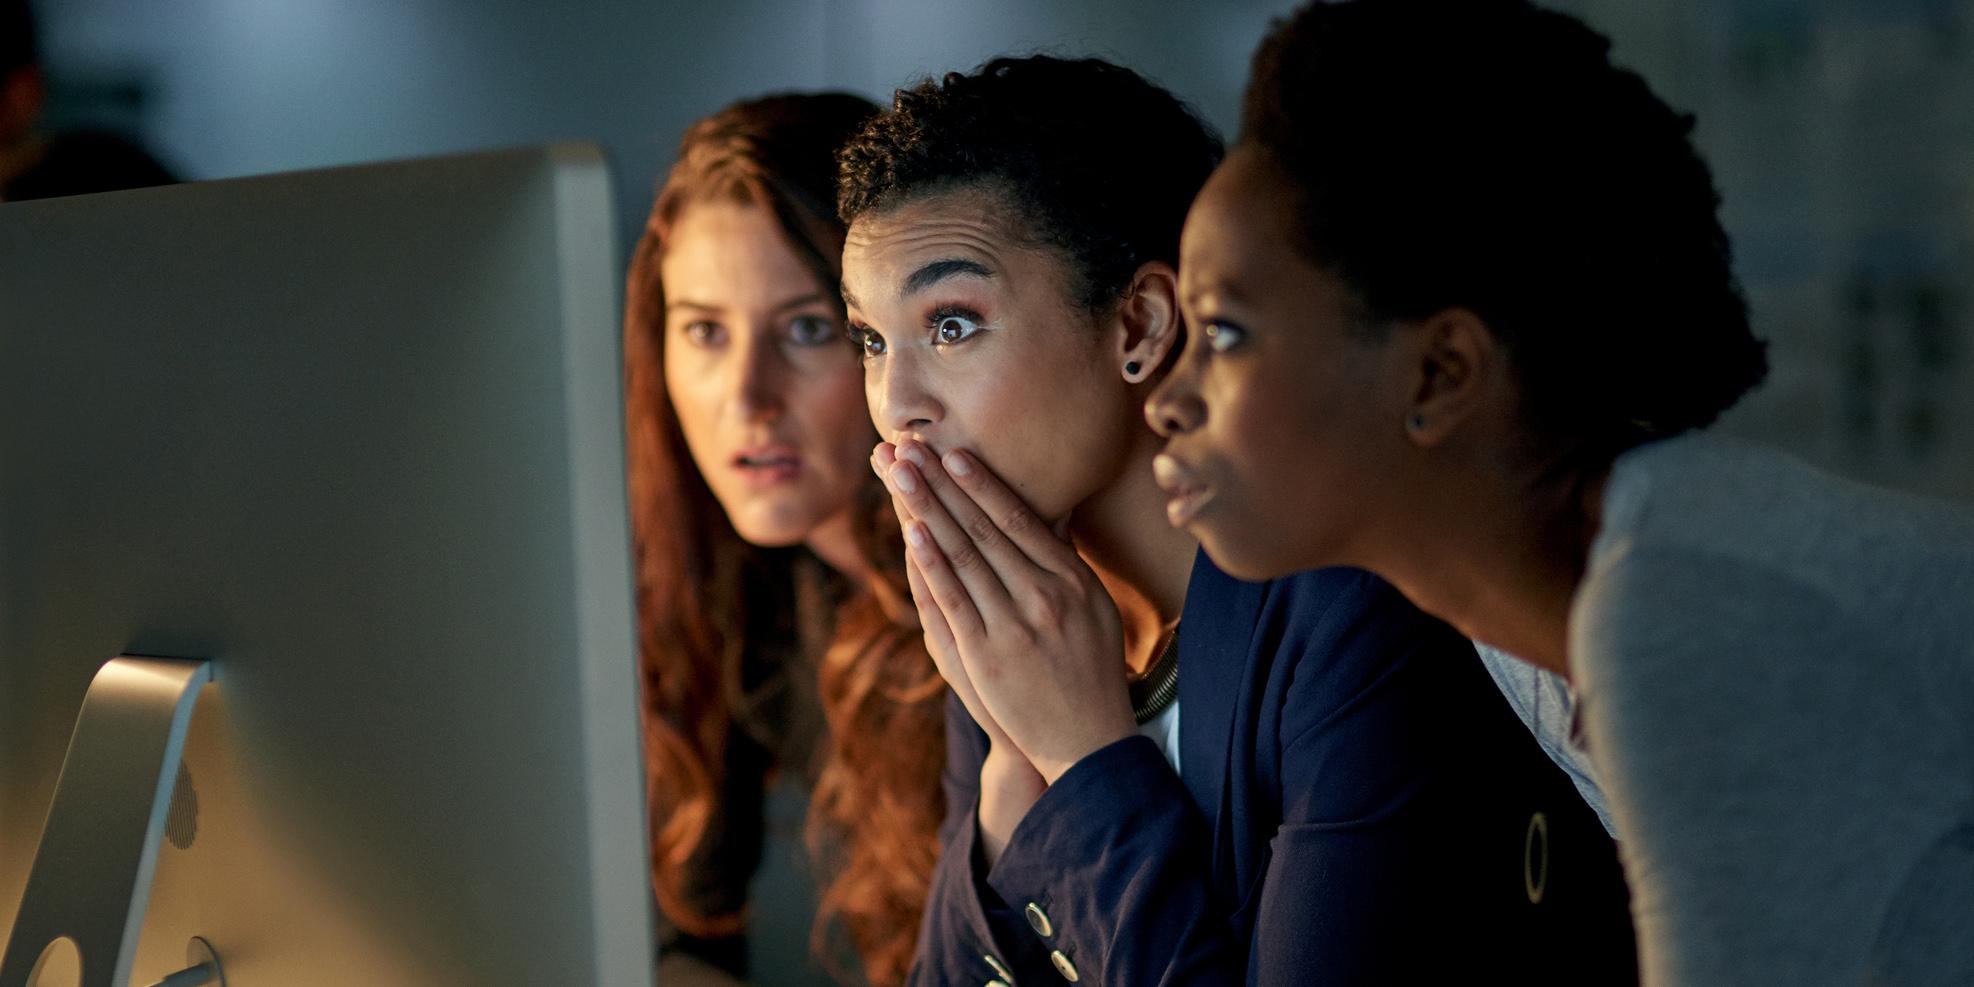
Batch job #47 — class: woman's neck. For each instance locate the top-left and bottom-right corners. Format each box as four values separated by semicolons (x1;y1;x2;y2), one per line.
1374;453;1609;680
804;507;869;583
1068;431;1197;677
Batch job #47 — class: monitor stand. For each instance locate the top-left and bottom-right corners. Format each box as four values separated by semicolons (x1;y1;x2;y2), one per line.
0;657;224;987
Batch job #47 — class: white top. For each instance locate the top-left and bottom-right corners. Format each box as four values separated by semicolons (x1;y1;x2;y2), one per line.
1138;701;1181;775
1472;642;1613;836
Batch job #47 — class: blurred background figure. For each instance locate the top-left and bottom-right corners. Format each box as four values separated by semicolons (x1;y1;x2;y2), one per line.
1;0;173;201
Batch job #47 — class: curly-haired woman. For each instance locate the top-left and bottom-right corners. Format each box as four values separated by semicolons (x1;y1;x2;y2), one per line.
841;56;1638;985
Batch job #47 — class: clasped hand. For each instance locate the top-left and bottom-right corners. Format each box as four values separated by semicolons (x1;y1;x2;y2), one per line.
873;440;1137;812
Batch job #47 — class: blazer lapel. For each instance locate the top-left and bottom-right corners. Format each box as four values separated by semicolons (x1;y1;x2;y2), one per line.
1177;550;1269;861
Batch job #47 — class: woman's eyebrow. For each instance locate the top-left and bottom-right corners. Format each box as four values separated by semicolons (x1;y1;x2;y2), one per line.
669;292;829;315
1181;275;1251;311
769;291;830;315
902;258;994;298
840;258;995;312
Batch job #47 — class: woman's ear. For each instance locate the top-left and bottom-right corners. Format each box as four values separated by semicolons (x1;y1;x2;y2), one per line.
1401;306;1498;447
1115;260;1182;385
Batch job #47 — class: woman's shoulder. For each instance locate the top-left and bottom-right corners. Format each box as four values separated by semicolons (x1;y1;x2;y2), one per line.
1188;552;1421;629
1186;555;1476;705
1600;431;1974;575
1588;432;1974;666
1256;563;1464;658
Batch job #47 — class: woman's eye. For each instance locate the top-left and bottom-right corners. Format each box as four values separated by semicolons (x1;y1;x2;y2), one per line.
854;326;886;358
788;314;836;347
931;311;982;345
683;321;723;347
1204;321;1246;353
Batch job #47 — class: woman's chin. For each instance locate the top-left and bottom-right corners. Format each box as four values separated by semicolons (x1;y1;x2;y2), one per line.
724;498;824;549
1195;523;1304;583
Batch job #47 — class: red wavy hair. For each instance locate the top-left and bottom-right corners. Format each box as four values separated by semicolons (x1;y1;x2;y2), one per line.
623;92;946;986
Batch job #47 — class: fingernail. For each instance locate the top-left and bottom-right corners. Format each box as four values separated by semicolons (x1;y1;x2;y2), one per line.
900;443;928;467
890;463;918;494
943;450;971;477
905;523;926;548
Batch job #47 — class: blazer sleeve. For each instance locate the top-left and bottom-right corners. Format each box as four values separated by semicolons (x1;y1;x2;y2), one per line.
914;571;1529;986
908;691;1075;985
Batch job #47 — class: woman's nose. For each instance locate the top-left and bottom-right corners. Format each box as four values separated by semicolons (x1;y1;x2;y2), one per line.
728;331;784;424
869;352;940;436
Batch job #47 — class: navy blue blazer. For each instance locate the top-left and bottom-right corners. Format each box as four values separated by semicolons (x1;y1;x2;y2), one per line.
909;556;1636;985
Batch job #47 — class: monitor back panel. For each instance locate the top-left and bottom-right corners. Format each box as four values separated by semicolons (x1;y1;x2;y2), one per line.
0;145;653;987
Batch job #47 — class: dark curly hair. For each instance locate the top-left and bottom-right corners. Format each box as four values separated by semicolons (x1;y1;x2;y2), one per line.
1244;0;1768;455
837;55;1223;314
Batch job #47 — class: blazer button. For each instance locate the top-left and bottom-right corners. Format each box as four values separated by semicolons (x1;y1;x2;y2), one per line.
1524;810;1550;904
984;954;1016;983
1024;902;1054;938
1049;949;1080;982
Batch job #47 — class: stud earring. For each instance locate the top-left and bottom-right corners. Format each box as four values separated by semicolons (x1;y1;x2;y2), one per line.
1123;360;1143;382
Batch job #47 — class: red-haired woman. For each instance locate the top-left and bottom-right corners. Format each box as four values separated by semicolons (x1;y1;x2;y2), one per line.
622;93;943;987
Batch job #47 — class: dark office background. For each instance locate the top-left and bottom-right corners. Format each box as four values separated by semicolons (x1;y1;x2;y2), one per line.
30;0;1974;506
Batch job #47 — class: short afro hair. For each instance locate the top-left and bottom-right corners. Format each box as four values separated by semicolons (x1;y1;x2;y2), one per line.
1245;0;1768;453
837;55;1223;313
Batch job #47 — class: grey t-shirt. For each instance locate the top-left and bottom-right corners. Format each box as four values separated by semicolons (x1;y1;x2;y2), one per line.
1571;433;1974;986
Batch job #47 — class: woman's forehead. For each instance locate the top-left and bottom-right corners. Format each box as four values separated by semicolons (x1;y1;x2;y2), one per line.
846;188;1018;257
843;191;1073;312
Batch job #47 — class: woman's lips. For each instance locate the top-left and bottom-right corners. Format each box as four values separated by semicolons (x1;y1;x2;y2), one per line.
732;443;802;488
1152;453;1213;528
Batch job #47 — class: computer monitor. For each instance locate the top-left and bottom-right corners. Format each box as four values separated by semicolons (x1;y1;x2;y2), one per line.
0;144;655;987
